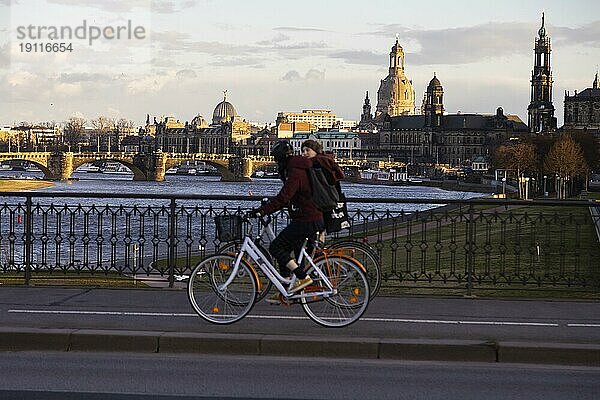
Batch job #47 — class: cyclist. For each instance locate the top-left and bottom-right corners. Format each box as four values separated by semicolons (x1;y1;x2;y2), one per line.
250;140;340;303
300;139;345;235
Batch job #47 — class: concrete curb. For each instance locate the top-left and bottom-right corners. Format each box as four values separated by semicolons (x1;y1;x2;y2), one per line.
498;341;600;366
1;327;598;366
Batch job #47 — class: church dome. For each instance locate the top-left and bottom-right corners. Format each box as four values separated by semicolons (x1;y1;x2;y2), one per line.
428;74;442;89
191;114;208;129
212;91;238;124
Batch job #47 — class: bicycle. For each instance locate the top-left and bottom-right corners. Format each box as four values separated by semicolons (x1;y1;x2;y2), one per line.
217;204;382;298
188;214;370;327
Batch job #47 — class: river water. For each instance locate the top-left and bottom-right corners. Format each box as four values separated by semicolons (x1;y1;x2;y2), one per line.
3;170;486;212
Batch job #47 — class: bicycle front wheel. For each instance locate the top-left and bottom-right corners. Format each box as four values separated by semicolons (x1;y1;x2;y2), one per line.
301;256;369;328
188;254;257;324
218;240;273;301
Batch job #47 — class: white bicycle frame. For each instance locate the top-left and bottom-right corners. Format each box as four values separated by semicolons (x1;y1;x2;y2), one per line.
218;234;336;300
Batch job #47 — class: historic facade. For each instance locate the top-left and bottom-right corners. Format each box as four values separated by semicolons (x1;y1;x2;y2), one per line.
212;91;251;143
290;131;360;158
563;73;600;132
375;38;416;117
527;13;557;133
151;91;251;154
377;75;528;166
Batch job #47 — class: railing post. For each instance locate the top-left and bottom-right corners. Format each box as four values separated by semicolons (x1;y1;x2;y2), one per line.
466;204;474;297
168;197;176;288
24;194;33;286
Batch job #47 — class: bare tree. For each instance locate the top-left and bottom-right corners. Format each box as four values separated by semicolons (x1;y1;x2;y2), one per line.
544;134;588;199
115;118;135;151
91;116;115;151
63;117;86;150
494;142;538;198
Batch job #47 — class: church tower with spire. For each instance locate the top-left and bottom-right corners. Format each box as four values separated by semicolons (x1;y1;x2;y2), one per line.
375;37;416;117
527;12;556;133
360;91;373;123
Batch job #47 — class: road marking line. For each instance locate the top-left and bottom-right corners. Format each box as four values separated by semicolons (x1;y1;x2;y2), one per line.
8;309;196;317
7;309;559;326
567;323;600;328
361;318;558;327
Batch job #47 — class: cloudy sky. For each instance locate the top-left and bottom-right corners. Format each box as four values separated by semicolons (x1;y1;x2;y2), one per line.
0;0;598;128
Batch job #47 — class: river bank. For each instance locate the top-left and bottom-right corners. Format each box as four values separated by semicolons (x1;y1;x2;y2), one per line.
0;179;55;192
348;178;499;194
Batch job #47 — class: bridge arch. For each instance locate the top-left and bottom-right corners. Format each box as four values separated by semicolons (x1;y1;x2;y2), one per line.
71;158;146;181
0;158;52;179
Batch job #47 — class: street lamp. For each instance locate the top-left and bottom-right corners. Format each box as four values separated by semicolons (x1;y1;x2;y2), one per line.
543;175;548;197
502;177;506;198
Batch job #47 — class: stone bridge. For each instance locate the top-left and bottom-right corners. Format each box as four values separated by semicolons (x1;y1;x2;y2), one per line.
0;151;370;182
0;151;276;182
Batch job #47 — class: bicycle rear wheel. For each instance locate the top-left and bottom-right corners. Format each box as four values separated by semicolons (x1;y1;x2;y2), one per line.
329;240;382;298
188;254;257;324
218;240;273;301
301;256;369;328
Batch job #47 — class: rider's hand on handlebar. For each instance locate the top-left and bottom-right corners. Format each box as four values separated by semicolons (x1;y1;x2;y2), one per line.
246;208;262;218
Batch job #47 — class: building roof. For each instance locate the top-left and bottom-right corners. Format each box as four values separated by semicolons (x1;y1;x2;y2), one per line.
571;88;600;98
389;115;425;129
388;113;527;131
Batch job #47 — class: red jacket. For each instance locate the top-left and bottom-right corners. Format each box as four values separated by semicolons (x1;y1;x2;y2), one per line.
258;156;329;222
313;153;344;183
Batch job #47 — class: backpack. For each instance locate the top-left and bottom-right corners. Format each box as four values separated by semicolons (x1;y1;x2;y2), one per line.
308;166;340;212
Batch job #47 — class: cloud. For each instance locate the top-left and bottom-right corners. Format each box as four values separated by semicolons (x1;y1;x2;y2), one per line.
46;0;197;13
256;33;290;46
54;82;82;96
274;26;330;33
176;69;197;79
305;69;325;80
209;57;264;67
274;41;327;50
359;20;600;66
152;31;258;56
281;70;301;82
127;73;175;95
281;69;325;82
0;43;9;67
368;22;533;65
58;72;114;83
553;21;600;47
329;50;385;66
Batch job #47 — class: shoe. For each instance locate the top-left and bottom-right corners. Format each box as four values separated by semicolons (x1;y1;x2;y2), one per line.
289;276;313;293
265;292;282;305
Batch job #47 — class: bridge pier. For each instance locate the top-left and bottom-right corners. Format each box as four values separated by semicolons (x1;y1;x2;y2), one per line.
47;152;74;180
133;152;167;181
222;157;252;182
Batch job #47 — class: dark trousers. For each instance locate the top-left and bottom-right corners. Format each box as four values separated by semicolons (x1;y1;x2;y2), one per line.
269;219;324;273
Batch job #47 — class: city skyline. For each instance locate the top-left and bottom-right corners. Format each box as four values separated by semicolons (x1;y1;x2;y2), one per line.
0;0;598;127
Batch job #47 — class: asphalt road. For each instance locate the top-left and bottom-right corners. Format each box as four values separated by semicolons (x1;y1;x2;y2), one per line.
0;352;599;400
1;286;599;344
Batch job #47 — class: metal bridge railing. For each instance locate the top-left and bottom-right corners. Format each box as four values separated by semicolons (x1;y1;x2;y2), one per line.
1;191;598;294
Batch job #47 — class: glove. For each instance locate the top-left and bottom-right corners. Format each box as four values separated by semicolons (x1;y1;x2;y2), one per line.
247;208;262;218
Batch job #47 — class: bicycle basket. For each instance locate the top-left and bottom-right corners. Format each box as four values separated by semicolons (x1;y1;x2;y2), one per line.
214;214;243;242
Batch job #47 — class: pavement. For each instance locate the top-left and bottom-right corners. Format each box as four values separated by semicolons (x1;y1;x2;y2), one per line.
0;286;599;366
